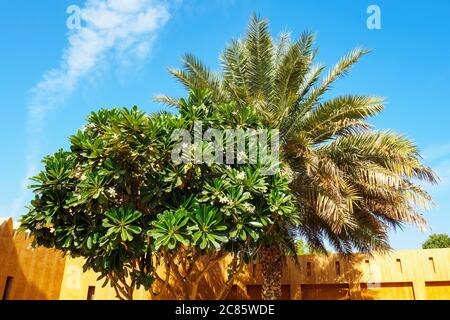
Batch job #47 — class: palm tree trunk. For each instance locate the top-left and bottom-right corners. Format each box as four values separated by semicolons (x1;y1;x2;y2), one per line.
261;246;282;300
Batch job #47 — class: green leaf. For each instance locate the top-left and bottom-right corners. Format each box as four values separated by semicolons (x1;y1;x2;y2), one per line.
120;229;129;242
87;236;93;250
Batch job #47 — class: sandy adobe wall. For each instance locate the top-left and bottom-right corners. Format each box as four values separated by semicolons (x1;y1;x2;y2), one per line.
1;217;449;300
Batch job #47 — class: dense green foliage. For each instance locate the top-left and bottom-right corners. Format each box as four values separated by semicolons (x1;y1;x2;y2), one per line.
294;239;320;255
20;89;298;299
422;233;450;249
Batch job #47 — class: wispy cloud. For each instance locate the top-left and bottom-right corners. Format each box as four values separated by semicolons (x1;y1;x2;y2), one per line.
431;159;450;189
419;143;450;232
421;143;450;188
10;0;171;218
422;143;450;162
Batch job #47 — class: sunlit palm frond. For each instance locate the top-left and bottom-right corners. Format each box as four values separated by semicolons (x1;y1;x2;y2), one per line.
281;48;371;140
271;31;316;119
182;53;224;100
273;31;291;68
299;95;384;142
153;94;182;108
245;14;274;101
221;39;250;106
296;63;325;102
320;131;438;183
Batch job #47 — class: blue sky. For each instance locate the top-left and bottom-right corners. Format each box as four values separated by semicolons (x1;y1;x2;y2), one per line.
1;0;449;250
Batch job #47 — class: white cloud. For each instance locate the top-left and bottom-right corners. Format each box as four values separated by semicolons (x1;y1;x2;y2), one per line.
420;143;450;188
419;144;450;233
10;0;171;218
432;160;450;188
108;0;148;13
422;143;450;161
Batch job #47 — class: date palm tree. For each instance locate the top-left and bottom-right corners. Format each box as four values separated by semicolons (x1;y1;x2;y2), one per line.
157;14;437;299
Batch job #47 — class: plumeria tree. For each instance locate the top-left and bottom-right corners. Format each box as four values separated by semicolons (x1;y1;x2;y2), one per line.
20;89;298;300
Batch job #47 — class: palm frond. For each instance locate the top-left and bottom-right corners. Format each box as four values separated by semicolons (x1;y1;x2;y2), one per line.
221;39;250;106
273;31;291;68
271;31;316;119
297;63;325;102
282;47;371;140
300;95;385;142
182;54;224;101
320;131;438;183
245;14;274;101
167;67;196;90
153;94;182;108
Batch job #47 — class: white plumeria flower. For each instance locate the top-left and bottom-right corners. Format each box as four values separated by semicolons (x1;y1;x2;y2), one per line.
107;187;117;198
219;196;230;204
243;203;255;213
236;171;246;180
